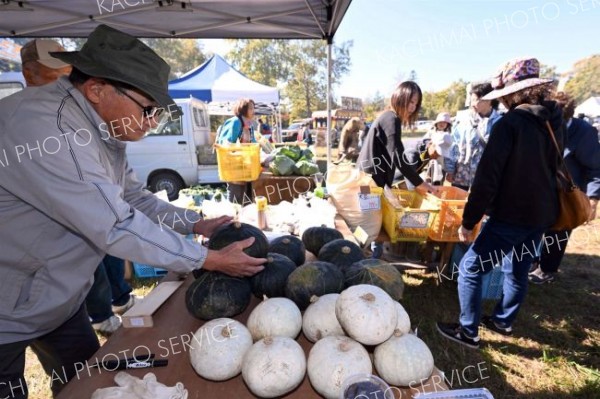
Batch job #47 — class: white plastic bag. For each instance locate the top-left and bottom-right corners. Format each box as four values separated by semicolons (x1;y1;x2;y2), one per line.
91;372;188;399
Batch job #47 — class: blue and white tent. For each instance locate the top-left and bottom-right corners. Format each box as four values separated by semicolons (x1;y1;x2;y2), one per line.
168;54;279;106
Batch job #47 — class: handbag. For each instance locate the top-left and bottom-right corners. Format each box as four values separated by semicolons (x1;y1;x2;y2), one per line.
545;121;591;231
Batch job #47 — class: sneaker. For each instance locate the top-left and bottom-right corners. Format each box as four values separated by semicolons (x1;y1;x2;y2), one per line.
528;262;540;275
529;269;555;284
112;295;141;315
92;315;121;334
436;322;480;349
481;315;513;336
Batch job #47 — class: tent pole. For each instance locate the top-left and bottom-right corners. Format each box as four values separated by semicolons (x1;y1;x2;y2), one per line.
326;37;332;167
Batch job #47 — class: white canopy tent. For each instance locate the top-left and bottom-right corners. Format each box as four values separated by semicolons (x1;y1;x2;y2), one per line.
575;96;600;118
169;54;279;106
0;0;351;163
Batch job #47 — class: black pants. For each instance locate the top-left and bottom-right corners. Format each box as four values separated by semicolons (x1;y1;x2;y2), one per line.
0;305;100;399
538;229;571;273
227;182;254;206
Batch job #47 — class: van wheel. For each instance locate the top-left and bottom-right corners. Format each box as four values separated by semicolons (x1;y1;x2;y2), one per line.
149;172;184;201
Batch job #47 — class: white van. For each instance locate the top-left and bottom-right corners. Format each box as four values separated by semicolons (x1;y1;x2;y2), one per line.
126;97;221;200
0;71;26;100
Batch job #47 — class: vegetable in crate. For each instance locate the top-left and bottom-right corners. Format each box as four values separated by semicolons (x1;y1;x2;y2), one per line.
285;261;344;310
270;154;296;176
250;253;296;298
344;259;405;301
295;160;320;176
268;235;306;266
185;270;252;320
207;222;269;259
318;239;365;269
302;226;343;255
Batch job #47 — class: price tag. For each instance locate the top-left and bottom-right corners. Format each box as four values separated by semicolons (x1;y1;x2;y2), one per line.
358;193;381;212
399;212;430;228
353;226;369;245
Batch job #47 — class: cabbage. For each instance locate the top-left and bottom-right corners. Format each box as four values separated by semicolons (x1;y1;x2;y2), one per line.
279;146;303;162
270;155;296;176
295;160;320;176
299;148;314;161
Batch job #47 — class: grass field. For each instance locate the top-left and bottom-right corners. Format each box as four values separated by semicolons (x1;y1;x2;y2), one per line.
22;220;600;399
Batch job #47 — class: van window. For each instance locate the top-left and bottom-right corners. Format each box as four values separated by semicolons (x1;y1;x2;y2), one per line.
0;82;24;100
146;115;183;136
192;107;208;128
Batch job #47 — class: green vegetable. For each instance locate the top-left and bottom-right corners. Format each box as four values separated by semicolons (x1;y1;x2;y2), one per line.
295;160;319;176
279;146;303;162
299;148;314;161
270;155;296;176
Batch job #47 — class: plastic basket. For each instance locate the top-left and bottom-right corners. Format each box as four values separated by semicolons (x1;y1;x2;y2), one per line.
425;187;481;242
381;189;439;243
133;263;168;278
414;387;494;398
215;143;261;182
482;266;504;300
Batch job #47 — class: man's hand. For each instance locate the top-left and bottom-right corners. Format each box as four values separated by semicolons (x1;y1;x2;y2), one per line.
458;226;473;242
588;198;598;223
193;215;233;237
202;237;266;277
415;181;439;196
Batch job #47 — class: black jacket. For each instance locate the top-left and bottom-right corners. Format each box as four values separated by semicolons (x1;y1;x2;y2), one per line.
564;118;600;199
357;110;423;188
462;101;563;230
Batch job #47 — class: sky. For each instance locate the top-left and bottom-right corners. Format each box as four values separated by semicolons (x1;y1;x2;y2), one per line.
202;0;600;100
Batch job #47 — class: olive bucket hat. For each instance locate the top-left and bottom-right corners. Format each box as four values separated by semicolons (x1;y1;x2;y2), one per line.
50;24;181;117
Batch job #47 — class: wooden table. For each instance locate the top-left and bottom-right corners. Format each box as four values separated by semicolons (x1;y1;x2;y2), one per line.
252;172;316;204
58;217;448;398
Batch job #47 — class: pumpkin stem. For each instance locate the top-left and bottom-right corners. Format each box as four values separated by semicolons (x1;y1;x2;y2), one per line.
262;294;269;301
267;256;273;263
341;246;351;254
393;329;403;337
309;295;319;304
221;326;232;338
264;336;273;345
283;238;290;244
338;340;350;352
360;293;376;302
233;222;242;228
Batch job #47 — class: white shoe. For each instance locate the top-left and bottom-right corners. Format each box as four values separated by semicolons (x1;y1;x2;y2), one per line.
92;315;121;334
112;295;141;315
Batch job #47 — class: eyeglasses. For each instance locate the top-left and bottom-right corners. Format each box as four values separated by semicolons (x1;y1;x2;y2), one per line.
114;86;164;119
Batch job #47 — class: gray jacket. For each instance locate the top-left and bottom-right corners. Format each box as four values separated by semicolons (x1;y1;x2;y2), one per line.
0;77;207;344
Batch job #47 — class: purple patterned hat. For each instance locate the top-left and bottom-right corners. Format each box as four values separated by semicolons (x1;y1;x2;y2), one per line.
482;57;553;100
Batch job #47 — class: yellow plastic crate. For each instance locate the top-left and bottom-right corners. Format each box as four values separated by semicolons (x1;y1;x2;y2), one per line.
425;186;481;242
215;143;261;182
382;189;439;243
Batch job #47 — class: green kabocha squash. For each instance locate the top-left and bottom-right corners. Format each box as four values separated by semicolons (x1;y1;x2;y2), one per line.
250;253;297;298
186;270;251;320
284;261;344;310
302;226;343;255
208;222;269;259
268;235;306;266
344;259;405;301
317;239;365;270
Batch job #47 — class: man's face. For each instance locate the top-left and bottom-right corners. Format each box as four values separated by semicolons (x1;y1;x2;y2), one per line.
22;62;71;87
92;81;162;141
470;93;492;117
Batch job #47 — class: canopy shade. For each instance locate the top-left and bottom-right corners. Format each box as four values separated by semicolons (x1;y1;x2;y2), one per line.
0;0;352;40
575;96;600;118
169;54;279;105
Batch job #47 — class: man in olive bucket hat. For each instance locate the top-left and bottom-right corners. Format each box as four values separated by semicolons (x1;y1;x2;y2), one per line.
436;57;563;349
0;25;265;398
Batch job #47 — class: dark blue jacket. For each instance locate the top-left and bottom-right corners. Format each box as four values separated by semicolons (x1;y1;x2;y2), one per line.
563;118;600;199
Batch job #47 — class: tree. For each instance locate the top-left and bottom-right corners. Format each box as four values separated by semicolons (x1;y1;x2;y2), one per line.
420;79;467;120
140;38;206;79
363;91;386;122
564;54;600;105
227;39;352;120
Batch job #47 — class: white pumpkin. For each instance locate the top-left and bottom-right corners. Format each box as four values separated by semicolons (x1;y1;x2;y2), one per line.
189;318;253;381
247;297;302;341
394;301;411;335
335;284;397;345
242;336;306;398
307;336;372;399
374;331;434;387
302;294;345;342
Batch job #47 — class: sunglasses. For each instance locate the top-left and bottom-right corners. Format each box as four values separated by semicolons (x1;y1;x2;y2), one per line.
113;86;164;119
